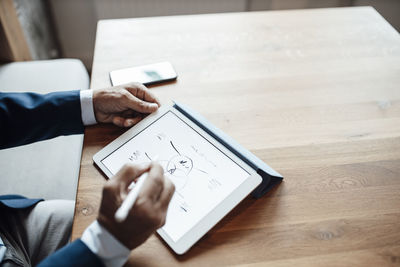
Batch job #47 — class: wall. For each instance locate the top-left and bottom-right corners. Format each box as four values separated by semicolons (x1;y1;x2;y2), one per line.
48;0;400;70
13;0;59;60
48;0;247;69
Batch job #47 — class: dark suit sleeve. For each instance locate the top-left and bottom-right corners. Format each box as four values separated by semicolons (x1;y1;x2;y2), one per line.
0;91;84;149
37;239;104;267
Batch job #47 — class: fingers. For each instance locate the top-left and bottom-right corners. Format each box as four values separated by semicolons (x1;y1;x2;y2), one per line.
116;163;175;208
153;177;175;228
126;83;161;107
105;162;175;236
92;83;161;127
121;83;160;113
112;116;142;127
139;162;165;202
159;177;175;209
124;94;158;114
113;163;151;190
137;163;174;228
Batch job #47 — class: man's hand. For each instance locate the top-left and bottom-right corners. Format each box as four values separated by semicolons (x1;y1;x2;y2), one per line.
93;83;161;127
97;163;175;250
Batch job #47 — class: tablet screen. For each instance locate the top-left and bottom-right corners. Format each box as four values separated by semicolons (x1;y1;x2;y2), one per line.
101;111;250;242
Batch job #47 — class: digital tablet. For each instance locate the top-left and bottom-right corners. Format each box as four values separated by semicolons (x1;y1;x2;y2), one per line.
93;105;262;254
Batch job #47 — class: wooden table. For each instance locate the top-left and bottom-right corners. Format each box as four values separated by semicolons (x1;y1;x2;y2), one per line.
71;7;400;266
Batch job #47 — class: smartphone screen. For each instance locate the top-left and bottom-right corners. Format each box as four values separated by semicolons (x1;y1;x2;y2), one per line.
110;61;177;86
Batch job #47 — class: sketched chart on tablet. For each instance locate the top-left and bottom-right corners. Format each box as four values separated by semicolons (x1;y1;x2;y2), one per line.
101;111;249;241
126;132;218;214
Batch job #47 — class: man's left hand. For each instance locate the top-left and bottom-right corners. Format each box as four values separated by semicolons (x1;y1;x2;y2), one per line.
93;83;161;127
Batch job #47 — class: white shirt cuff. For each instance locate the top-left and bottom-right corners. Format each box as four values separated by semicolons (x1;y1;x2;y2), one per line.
81;220;131;267
80;89;97;125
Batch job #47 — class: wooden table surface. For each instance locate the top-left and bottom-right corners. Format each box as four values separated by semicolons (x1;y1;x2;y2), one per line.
71;7;400;266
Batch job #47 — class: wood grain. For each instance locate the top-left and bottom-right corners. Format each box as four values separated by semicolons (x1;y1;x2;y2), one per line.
72;7;400;266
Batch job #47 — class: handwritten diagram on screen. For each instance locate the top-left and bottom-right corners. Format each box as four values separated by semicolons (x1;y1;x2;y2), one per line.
101;111;249;242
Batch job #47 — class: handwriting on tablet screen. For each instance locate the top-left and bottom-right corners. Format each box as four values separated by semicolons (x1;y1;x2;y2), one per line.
101;111;249;242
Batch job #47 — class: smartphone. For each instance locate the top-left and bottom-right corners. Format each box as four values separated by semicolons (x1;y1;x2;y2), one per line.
109;61;177;86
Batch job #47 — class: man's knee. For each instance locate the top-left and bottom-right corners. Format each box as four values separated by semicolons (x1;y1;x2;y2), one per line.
25;199;75;244
32;200;75;227
24;200;75;264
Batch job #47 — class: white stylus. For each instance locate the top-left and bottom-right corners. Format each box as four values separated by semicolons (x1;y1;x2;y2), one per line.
115;172;148;222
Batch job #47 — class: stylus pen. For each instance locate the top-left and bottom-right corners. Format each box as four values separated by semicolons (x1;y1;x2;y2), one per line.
115;156;158;222
115;172;148;222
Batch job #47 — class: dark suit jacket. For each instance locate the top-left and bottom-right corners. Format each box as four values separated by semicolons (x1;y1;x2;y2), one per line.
0;91;104;266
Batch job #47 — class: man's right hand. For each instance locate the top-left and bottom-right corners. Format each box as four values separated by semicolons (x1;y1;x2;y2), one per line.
97;162;175;250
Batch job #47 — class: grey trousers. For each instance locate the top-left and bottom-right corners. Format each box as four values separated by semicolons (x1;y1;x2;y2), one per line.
0;200;74;266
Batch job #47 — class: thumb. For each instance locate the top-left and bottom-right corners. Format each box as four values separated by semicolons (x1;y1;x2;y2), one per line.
124;94;159;114
113;163;151;195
